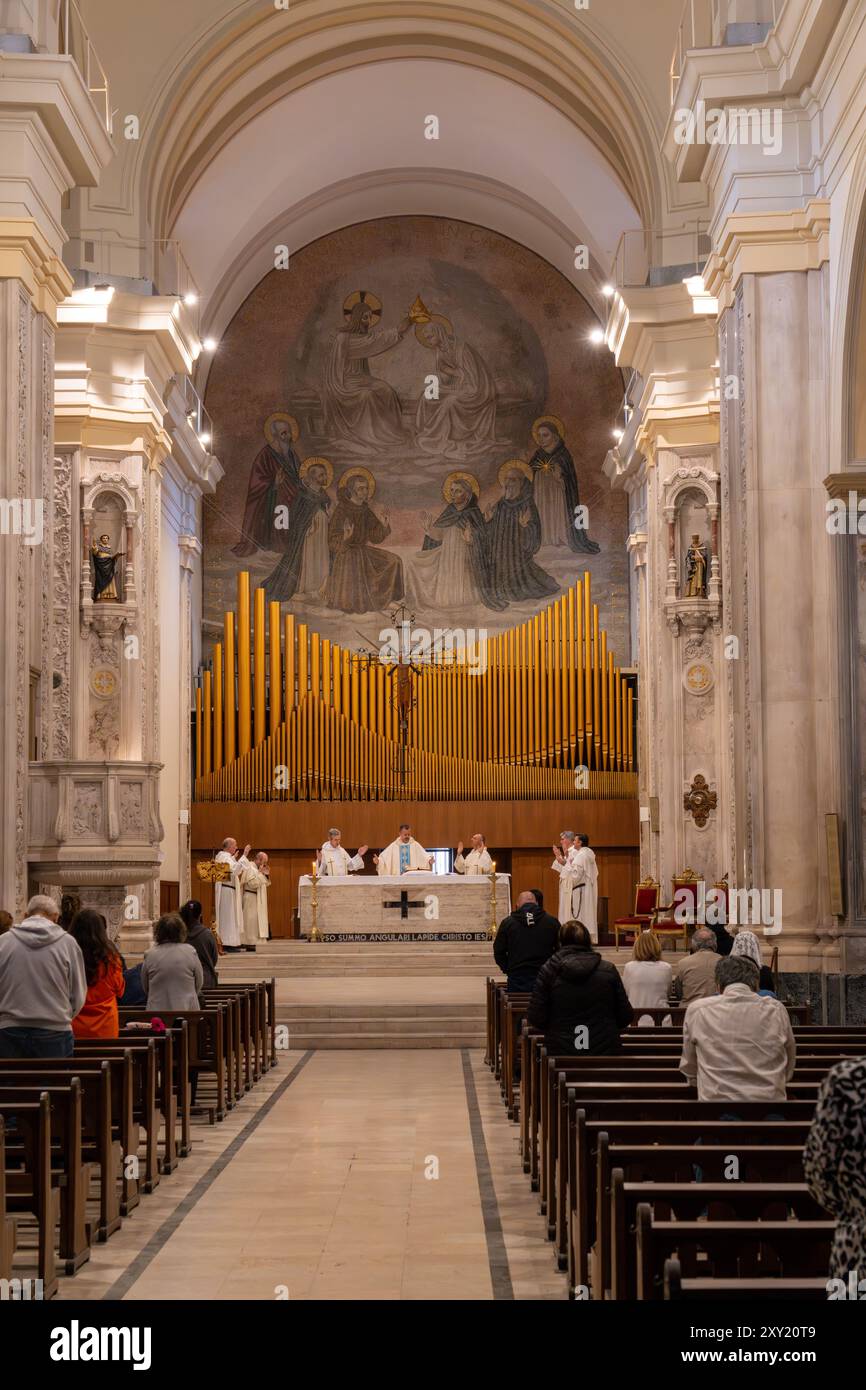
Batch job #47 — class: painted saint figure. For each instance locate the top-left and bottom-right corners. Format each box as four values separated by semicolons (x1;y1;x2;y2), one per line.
324;468;404;614
407;472;505;611
263;458;333;603
233;413;303;557
414;316;497;459
322;291;410;453
485;462;559;605
91;534;124;602
528;416;600;553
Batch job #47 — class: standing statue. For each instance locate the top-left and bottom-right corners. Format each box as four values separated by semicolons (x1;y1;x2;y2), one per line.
91;534;124;602
684;533;708;598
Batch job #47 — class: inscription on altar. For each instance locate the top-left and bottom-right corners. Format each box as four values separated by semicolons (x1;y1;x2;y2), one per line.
298;872;511;938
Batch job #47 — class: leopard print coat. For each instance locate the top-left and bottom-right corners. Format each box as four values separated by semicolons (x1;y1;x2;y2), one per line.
803;1056;866;1280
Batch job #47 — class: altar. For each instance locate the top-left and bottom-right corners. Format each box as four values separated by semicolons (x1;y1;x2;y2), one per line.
297;872;512;940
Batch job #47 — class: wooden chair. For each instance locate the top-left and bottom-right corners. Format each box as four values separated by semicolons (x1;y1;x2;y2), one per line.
613;878;660;948
652;869;702;950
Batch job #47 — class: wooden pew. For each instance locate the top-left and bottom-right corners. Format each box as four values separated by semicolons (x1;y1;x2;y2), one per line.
0;1094;59;1297
120;1006;227;1122
0;1117;16;1282
0;1056;132;1226
637;1207;834;1299
566;1100;818;1294
663;1256;829;1300
80;1024;190;1163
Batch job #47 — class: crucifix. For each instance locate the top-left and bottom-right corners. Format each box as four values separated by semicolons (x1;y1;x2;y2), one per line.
382;890;426;921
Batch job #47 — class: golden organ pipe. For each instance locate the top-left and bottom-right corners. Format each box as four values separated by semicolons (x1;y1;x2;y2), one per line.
583;574;592;758
269;601;281;735
284;614;295;716
322;638;331;707
297;624;309;707
237;571;251;757
253;586;266;747
195;684;202;781
600;628;608;769
224;611;236;765
203;668;212;776
213;644;223;771
311;631;321;707
567;586;576;759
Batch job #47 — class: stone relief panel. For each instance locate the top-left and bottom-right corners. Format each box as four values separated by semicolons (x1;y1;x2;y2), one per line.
71;783;102;837
119;782;145;836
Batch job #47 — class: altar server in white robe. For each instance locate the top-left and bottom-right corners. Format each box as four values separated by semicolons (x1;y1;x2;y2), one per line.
240;851;271;949
552;831;599;941
374;823;433;874
214;838;251;950
454;833;493;875
318;828;369;876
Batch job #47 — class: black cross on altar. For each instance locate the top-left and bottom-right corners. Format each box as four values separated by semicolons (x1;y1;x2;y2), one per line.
383;890;425;920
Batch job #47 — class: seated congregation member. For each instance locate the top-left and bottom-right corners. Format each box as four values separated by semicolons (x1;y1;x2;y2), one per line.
0;894;86;1058
527;920;634;1054
622;930;673;1022
730;926;763;968
493;890;559;993
670;926;720;1003
803;1057;866;1284
179;900;219;990
68;909;124;1039
527;888;561;937
679;955;795;1102
140;914;203;1011
0;910;12;935
120;961;146;1006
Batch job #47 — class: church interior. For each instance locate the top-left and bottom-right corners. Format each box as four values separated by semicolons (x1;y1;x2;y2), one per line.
2;0;866;1341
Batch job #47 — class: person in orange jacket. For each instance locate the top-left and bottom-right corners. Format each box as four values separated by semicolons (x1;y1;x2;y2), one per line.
68;909;124;1040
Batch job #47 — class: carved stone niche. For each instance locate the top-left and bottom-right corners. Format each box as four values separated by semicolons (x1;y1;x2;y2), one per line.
80;473;139;634
26;759;164;892
661;464;723;636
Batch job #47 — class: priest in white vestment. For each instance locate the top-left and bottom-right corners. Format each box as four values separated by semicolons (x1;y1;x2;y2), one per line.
318;828;368;875
454;833;493;875
551;831;598;941
214;838;251;950
374;823;433;874
239;852;270;948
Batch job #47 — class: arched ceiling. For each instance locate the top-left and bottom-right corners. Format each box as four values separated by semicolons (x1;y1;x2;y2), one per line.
79;0;705;344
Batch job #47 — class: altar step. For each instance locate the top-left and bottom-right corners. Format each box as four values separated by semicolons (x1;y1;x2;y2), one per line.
277;1002;486;1049
218;941;498;977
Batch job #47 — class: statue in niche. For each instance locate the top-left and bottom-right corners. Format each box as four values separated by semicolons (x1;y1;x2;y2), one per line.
684;533;708;598
91;534;125;602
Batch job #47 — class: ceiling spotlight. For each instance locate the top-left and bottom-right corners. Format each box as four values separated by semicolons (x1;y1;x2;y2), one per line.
601;284;615;298
198;432;211;447
589;327;605;345
612;428;624;442
202;337;218;352
183;292;198;306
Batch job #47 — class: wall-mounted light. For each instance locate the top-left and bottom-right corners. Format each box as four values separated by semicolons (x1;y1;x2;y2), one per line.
202;337;218;352
589;327;605;345
184;292;199;306
601;284;615;298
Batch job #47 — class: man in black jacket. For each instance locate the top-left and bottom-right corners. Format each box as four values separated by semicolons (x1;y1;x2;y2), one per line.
528;920;634;1053
493;891;560;992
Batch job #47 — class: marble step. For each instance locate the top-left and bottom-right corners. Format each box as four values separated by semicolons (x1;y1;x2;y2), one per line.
280;1002;484;1019
283;1015;484;1036
285;1031;486;1049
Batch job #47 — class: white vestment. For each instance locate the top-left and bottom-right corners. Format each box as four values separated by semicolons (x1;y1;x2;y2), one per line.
240;864;270;943
214;850;249;948
454;847;493;875
407;518;480;609
553;844;599;940
320;842;364;875
377;837;432;875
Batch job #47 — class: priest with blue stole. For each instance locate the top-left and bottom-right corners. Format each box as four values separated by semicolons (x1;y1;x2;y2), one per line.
374;823;433;874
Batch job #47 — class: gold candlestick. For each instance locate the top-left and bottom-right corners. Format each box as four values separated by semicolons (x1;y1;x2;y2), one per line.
310;860;321;943
488;860;498;939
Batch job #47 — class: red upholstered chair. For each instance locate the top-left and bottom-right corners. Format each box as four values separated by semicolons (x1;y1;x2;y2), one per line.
613;878;660;948
652;869;703;950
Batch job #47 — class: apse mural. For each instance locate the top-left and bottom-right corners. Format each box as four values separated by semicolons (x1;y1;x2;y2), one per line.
203;217;629;657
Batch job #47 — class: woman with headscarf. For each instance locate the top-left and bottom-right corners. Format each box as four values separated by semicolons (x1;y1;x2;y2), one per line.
804;1057;866;1283
730;928;762;969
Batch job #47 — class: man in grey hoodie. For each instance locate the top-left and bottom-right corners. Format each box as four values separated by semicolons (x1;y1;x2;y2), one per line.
0;894;87;1057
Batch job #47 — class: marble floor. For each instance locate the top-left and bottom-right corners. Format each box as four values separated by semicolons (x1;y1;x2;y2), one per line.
54;1050;567;1302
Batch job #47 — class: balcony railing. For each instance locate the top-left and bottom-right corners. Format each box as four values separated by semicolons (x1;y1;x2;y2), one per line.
173;373;215;453
63;232;202;333
60;0;112;135
609;225;712;290
670;0;780;106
